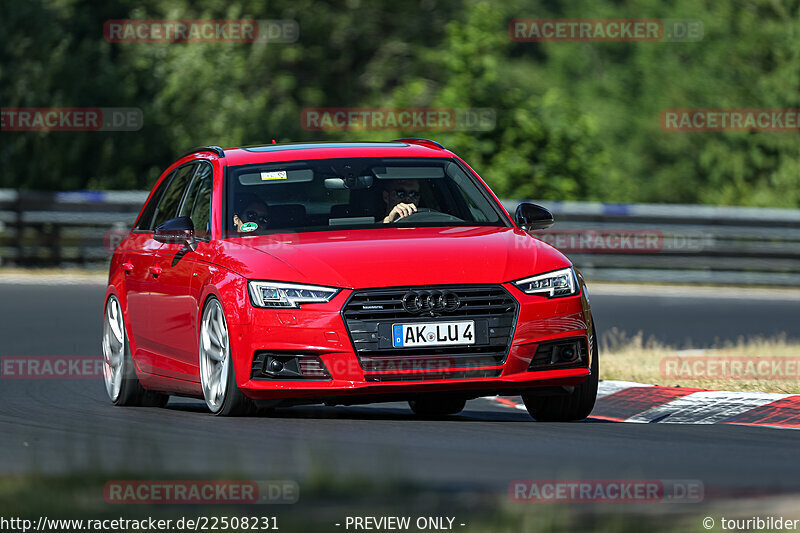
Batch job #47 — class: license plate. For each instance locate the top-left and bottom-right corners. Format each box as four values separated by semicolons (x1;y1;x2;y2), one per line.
392;321;475;348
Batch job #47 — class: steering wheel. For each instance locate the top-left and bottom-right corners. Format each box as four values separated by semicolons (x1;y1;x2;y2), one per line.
392;208;462;223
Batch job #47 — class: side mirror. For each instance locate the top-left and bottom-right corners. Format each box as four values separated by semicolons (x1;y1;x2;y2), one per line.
515;202;554;231
154;216;197;251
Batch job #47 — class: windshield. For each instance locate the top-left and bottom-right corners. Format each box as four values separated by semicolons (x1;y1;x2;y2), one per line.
224;157;507;236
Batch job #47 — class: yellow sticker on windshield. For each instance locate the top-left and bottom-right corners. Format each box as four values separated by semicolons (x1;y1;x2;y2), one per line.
261;170;288;180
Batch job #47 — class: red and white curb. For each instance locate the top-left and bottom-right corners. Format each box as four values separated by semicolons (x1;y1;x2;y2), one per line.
484;380;800;429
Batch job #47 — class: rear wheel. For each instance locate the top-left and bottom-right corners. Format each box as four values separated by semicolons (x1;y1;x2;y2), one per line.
522;330;599;422
409;396;467;417
102;295;168;407
199;297;254;416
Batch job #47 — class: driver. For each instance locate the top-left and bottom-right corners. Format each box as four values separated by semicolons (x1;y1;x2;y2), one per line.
382;179;420;223
233;195;270;232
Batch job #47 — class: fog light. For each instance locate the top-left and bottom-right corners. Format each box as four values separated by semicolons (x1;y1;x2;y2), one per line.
252;352;332;380
557;345;577;363
528;338;587;370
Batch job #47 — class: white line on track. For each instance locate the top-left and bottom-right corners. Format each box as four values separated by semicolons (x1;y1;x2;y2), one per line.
625;390;790;424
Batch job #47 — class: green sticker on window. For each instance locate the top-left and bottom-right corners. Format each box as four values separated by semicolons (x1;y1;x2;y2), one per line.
240;222;258;232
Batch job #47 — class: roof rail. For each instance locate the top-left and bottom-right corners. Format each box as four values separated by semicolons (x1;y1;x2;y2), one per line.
180;145;226;159
393;138;445;150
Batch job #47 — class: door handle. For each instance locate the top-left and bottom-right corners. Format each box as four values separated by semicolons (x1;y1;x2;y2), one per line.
121;262;134;273
148;264;163;278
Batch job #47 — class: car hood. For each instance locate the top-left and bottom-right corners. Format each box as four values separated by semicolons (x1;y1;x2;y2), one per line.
216;226;571;289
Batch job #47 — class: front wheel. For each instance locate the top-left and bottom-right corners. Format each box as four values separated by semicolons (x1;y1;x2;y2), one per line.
199;297;254;416
522;330;599;422
102;295;168;407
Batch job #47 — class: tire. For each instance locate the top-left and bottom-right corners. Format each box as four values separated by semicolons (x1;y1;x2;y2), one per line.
409;396;467;417
102;295;169;408
522;330;599;422
199;297;255;416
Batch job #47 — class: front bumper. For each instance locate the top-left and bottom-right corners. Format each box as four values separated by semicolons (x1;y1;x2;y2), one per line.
230;283;593;402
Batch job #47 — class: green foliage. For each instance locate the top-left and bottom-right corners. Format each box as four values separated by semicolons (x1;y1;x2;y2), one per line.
1;0;798;207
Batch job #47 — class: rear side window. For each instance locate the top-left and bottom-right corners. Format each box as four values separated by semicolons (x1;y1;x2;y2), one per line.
152;163;196;230
179;162;213;239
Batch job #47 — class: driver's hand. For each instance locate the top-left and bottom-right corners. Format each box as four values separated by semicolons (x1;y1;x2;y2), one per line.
383;202;417;223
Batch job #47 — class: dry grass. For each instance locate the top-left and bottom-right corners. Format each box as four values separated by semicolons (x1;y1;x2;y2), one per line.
601;329;800;394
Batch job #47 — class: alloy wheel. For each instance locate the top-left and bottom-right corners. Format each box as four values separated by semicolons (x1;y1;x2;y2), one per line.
200;299;231;413
102;296;125;401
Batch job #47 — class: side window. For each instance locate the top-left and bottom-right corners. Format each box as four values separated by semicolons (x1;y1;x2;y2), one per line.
179;162;213;240
152;163;196;230
134;170;175;231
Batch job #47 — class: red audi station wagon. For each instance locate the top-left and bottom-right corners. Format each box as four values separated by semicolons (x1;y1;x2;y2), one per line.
103;139;598;419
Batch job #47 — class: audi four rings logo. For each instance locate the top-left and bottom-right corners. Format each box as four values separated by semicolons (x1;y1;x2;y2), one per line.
402;290;461;315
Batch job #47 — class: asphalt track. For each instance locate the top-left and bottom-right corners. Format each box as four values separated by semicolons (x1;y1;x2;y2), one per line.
1;283;799;498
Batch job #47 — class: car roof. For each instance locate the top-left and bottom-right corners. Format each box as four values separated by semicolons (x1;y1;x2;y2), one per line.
184;140;456;166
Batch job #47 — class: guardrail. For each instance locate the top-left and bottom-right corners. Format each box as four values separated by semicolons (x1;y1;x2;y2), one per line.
0;189;798;286
503;199;800;286
0;190;147;266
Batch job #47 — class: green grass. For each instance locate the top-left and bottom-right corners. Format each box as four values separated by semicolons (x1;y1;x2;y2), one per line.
601;330;800;394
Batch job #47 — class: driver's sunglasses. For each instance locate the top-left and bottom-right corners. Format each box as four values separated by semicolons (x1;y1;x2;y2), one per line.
244;211;269;225
393;189;420;200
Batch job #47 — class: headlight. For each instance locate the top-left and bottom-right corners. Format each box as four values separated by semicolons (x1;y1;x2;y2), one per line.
513;267;578;298
248;281;341;308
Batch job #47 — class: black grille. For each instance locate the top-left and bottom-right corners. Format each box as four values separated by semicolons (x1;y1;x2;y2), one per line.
342;285;518;381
